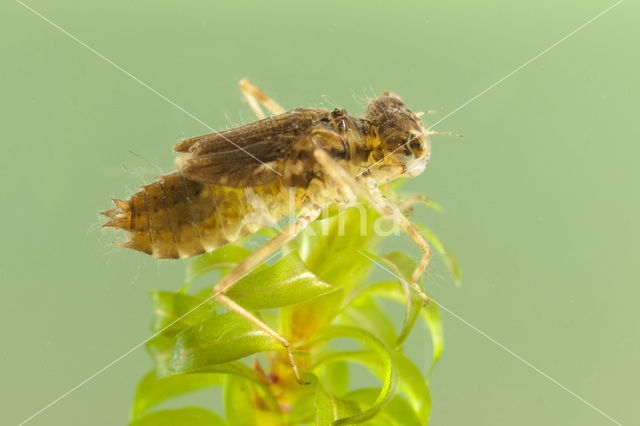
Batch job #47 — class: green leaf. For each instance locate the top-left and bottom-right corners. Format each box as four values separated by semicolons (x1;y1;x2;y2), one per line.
129;407;226;426
224;375;282;425
131;362;276;418
227;251;337;310
146;290;217;376
341;296;397;348
149;290;215;337
314;349;430;424
288;392;316;424
146;334;174;377
315;377;361;426
393;352;431;423
320;361;350;398
131;370;223;419
344;388;422;426
301;206;379;290
225;375;257;426
171;311;283;373
378;251;425;349
418;225;462;285
184;245;253;289
282;287;346;344
364;281;444;378
311;325;398;425
422;300;444;378
314;349;380;371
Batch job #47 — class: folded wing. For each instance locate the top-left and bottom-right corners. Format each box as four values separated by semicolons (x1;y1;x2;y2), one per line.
175;109;326;188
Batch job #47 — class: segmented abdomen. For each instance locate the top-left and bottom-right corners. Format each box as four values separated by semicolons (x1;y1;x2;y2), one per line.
102;172;297;259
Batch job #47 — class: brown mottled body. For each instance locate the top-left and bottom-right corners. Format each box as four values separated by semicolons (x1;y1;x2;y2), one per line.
104;107;380;259
103;173;312;259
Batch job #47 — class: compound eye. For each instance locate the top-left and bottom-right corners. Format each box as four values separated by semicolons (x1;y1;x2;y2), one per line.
408;136;423;156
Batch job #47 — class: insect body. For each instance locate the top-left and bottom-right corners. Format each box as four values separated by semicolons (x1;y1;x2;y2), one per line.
104;85;429;259
103;79;437;383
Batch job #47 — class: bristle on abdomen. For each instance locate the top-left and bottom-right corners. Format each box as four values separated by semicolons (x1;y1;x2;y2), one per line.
101;197;154;255
102;173;207;258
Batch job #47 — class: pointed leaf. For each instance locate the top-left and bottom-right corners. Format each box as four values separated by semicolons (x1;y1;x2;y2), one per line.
341;296;397;348
129;407;226;426
185;245;253;288
301;206;379;290
225;375;282;425
288;392;316;424
313;349;381;372
146;334;174;377
378;251;425;349
283;287;346;344
315;378;361;426
422;300;444;378
132;362;268;417
225;375;257;425
418;225;462;285
320;361;350;398
314;349;430;424
149;290;215;337
171;312;283;373
344;388;422;426
393;352;431;423
364;281;444;377
131;370;222;419
311;325;398;425
188;361;268;384
227;251;337;310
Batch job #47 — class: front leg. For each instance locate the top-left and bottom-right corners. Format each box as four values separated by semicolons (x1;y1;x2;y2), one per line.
312;147;431;303
363;177;432;288
381;183;442;216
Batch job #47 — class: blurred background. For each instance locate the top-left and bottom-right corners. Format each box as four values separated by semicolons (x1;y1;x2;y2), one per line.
1;0;638;424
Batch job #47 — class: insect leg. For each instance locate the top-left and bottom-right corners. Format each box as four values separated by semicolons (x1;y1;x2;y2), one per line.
366;183;432;293
211;201;323;384
381;185;441;215
238;78;286;120
313;148;431;303
216;294;305;383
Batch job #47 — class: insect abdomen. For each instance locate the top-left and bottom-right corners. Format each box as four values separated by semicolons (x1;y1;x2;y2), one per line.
102;172;295;259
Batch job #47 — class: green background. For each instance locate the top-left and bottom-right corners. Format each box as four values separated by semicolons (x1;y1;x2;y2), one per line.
2;0;638;424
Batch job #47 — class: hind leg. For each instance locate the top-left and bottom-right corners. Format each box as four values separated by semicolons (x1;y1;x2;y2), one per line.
239;79;286;119
210;200;323;383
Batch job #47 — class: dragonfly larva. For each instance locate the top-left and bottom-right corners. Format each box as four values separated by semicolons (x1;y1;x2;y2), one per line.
103;79;445;383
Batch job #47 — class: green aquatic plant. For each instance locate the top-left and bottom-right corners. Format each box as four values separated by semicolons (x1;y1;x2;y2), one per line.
129;186;459;425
